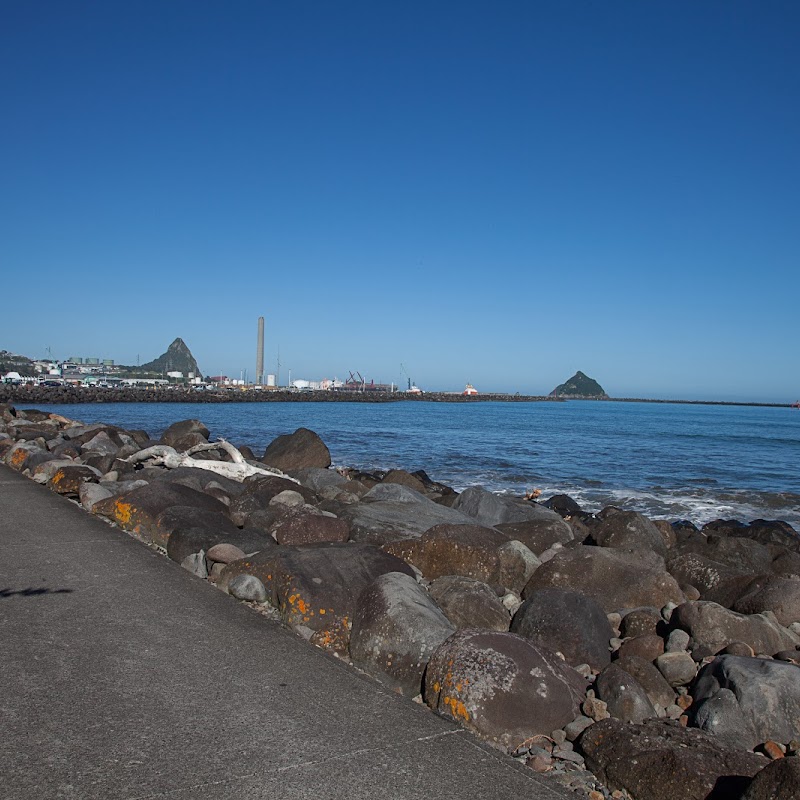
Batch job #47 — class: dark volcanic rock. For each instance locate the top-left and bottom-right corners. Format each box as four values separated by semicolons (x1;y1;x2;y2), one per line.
523;545;685;613
579;717;765;800
384;523;538;592
270;542;415;650
262;427;331;472
160;418;210;451
510;588;613;670
428;575;510;632
733;575;800;626
349;572;455;696
614;654;676;710
592;510;667;557
272;510;350;546
228;475;316;526
595;663;657;723
424;629;586;750
495;517;574;556
92;482;228;543
691;655;800;750
739;756;800;800
47;464;101;495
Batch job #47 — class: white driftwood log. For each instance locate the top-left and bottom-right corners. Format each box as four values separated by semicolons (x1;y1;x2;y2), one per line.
123;439;299;483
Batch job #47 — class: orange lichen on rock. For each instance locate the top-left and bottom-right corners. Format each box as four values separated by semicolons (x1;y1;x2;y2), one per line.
10;449;27;467
442;695;470;722
114;500;133;525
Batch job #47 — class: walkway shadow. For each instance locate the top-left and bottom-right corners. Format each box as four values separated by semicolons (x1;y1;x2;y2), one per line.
0;587;74;598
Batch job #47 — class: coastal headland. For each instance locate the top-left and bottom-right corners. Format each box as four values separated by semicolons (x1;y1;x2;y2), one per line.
2;400;799;799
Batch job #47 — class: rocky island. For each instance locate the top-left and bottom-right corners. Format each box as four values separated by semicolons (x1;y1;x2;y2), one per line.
551;371;609;399
2;403;799;799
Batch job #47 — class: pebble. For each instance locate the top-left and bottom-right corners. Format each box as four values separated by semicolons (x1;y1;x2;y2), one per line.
762;740;785;760
551;728;567;746
575;663;594;679
676;694;693;710
553;749;584;765
583;696;609;722
609;637;624;651
655;651;697;686
526;754;552;772
206;543;247;564
665;704;683;720
661;601;677;622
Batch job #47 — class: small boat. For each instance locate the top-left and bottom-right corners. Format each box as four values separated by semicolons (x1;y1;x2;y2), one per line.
463;383;478;396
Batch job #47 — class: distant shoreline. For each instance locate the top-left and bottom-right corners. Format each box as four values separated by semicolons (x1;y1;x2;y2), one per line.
0;385;794;408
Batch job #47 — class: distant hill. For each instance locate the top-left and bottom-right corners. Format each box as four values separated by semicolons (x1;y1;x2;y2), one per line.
122;338;202;377
0;350;35;377
550;371;608;398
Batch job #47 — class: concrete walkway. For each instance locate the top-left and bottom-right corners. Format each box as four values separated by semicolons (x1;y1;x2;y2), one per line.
0;465;572;800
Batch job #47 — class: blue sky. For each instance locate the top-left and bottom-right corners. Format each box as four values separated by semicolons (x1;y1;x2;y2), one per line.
1;1;798;401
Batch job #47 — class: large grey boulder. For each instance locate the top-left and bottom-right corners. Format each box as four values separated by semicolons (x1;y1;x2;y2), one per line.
495;516;574;555
671;601;800;659
691;655;800;749
294;467;348;493
523;545;685;613
614;654;676;710
424;629;586;750
452;486;568;529
667;551;757;608
349;572;455;696
510;588;613;670
341;484;476;545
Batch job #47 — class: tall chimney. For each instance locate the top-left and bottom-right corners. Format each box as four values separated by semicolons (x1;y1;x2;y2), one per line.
256;316;264;385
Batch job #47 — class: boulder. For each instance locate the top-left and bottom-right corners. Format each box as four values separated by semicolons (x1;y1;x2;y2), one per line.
262;427;331;472
592;510;667;557
424;629;586;750
381;469;427;495
350;572;455;696
92;482;228;543
523;545;685;613
615;634;665;663
655;651;697;687
341;484;478;545
78;482;114;511
270;543;415;650
579;717;765;800
510;588;613;671
667;551;759;608
671;601;800;659
452;486;568;529
620;607;663;638
494;517;574;556
5;441;47;472
47;464;101;495
163;514;271;565
733;576;800;627
160;419;210;450
272;508;350;546
228;475;317;526
691;655;800;750
384;523;538;592
739;756;800;800
614;654;676;710
428;575;510;632
227;574;268;603
293;467;348;493
595;663;657;723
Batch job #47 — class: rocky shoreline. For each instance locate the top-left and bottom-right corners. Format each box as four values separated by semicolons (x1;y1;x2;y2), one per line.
2;402;799;800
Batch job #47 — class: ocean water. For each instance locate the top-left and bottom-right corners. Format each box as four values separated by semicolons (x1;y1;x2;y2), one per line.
28;400;800;528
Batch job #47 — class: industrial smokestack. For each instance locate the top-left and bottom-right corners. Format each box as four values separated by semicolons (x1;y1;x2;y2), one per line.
256;316;264;385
